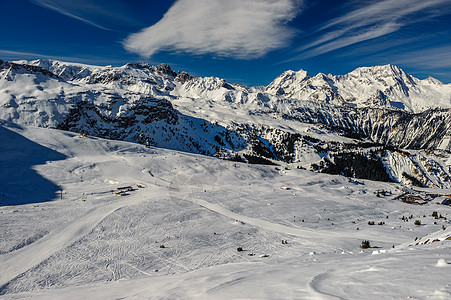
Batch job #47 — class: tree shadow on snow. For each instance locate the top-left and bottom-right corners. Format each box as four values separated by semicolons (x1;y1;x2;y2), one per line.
0;123;67;206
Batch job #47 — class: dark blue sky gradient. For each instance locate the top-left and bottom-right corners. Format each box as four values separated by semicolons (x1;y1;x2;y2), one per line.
1;0;450;86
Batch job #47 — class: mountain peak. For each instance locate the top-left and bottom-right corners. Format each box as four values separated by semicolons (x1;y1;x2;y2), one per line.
346;64;418;88
125;62;152;69
424;76;444;85
350;64;405;76
154;63;176;77
265;69;311;95
124;63;177;77
282;69;311;81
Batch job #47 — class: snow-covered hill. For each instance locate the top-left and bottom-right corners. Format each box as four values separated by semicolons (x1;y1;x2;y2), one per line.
0;121;450;299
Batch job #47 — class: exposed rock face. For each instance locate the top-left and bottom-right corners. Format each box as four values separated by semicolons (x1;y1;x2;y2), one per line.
282;103;450;151
58;95;179;134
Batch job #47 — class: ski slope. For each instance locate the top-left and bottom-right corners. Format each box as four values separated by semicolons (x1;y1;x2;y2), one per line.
0;121;450;299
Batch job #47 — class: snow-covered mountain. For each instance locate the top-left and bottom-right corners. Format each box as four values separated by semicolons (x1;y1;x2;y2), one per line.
12;59;101;81
266;64;451;112
1;58;450;188
17;58;451;113
1;59;451;298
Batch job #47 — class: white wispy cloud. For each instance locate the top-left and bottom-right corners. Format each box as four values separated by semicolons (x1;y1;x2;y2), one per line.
29;0;136;30
124;0;301;59
319;0;447;31
301;23;401;59
0;49;128;65
392;45;451;69
295;0;451;59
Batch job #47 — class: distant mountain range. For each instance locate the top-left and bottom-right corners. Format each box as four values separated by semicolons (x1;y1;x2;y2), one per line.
1;58;450;187
13;58;451;112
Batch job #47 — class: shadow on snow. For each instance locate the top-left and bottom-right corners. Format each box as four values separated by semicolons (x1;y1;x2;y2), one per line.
0;123;67;206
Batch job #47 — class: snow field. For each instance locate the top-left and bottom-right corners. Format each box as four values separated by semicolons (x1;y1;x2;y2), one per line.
0;122;450;298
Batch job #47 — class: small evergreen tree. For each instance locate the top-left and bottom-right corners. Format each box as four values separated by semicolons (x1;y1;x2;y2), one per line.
361;240;371;249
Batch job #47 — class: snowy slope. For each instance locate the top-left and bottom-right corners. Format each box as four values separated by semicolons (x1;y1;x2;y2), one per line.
0;121;450;298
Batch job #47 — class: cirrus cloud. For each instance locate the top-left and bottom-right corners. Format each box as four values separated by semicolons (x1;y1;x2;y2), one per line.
29;0;138;31
124;0;301;59
293;0;451;60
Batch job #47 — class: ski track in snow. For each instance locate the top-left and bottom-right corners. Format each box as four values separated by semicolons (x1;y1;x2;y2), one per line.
169;186;402;245
0;191;151;288
308;270;344;300
0;126;167;289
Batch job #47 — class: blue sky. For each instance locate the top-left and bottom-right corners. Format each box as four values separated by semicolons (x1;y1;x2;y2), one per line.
1;0;451;86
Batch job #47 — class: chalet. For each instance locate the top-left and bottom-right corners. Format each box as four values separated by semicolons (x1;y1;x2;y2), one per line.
117;186;134;192
117;186;132;190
